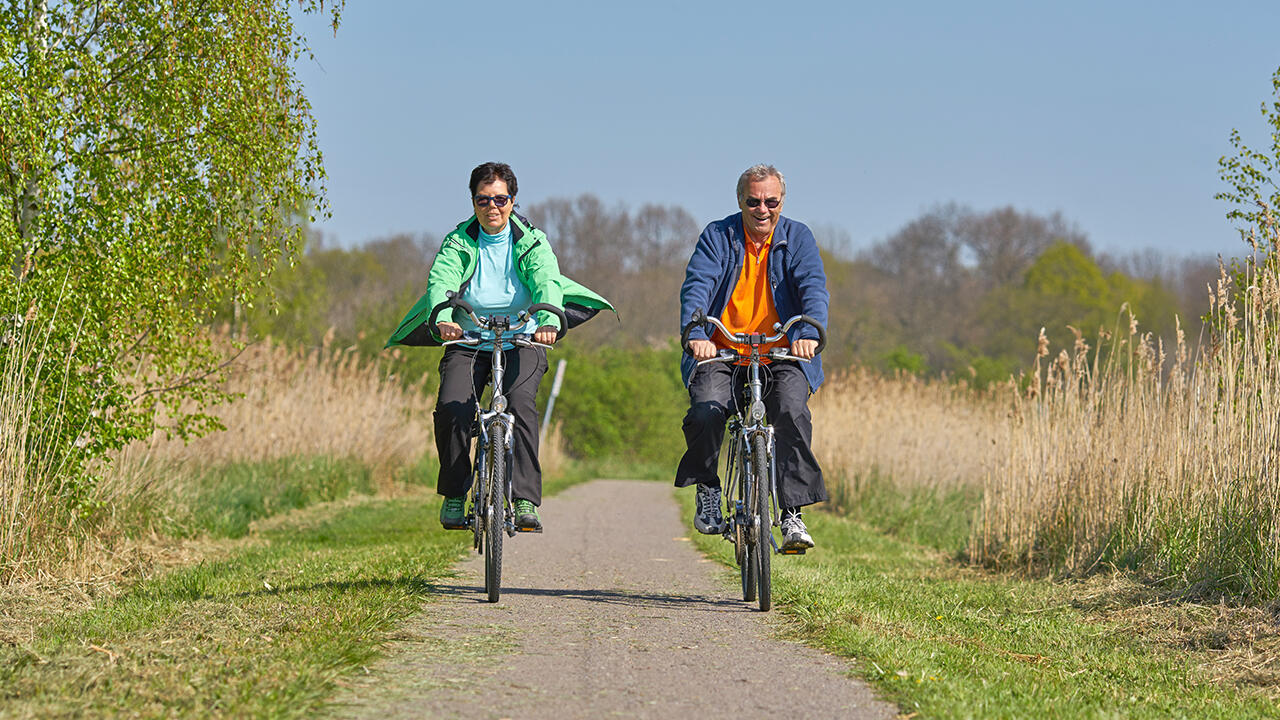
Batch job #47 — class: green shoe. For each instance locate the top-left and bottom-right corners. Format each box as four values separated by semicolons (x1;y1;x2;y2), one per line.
439;496;467;530
514;498;542;533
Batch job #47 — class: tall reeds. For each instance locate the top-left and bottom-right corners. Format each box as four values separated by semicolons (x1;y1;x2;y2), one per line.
973;216;1280;601
811;368;1005;496
0;302;87;583
103;330;438;517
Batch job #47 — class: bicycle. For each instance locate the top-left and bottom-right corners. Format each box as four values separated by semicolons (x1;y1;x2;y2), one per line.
681;311;827;611
428;293;567;603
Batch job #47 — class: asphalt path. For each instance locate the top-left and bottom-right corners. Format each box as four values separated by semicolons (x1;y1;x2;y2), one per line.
328;479;895;719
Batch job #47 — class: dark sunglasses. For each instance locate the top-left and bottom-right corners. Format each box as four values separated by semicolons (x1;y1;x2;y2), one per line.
473;194;513;208
744;197;780;209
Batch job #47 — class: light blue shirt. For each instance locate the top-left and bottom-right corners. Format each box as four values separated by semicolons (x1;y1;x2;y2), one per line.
458;222;537;348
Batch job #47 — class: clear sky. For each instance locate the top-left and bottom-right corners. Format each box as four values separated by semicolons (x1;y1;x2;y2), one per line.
294;1;1280;260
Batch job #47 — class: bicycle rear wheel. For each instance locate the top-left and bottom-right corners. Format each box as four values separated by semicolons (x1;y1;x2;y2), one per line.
483;425;508;603
752;434;771;612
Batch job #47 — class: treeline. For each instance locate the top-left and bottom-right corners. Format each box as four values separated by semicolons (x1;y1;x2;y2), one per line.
241;196;1218;390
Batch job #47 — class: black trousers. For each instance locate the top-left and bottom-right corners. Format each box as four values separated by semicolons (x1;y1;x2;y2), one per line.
434;344;548;505
674;360;827;509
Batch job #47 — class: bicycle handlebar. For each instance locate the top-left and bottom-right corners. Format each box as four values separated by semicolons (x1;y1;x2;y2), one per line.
426;292;569;344
680;310;827;356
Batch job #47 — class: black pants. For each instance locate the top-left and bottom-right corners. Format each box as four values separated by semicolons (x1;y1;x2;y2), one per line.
674;360;827;509
434;344;548;505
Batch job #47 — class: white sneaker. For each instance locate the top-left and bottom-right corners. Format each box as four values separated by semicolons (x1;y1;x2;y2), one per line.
693;484;726;534
781;509;814;550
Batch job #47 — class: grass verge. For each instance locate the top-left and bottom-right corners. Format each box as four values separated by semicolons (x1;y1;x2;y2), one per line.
0;491;468;719
0;454;600;719
682;492;1280;719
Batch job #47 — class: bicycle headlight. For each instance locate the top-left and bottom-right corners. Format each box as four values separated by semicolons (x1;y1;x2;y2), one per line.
493;395;508;413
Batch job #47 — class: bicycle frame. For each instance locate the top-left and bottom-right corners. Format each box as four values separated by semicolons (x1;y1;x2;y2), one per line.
469;337;517;541
681;311;827;610
429;294;567;603
721;344;781;547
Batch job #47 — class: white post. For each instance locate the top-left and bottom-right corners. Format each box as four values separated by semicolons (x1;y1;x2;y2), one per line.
540;359;567;443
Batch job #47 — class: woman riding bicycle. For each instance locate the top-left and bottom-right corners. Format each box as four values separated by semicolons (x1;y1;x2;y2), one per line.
386;162;613;532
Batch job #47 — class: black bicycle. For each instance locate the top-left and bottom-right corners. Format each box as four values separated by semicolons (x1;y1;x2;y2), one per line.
681;311;826;611
429;294;566;603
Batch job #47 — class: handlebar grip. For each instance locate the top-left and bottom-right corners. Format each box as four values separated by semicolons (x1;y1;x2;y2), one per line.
794;314;827;354
680;309;708;355
527;303;569;341
426;296;476;343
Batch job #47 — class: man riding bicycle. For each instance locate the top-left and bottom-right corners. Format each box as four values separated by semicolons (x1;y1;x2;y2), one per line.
386;162;613;533
677;164;830;550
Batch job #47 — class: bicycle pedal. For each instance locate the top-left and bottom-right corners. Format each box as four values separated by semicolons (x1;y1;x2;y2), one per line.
515;526;543;533
779;547;807;555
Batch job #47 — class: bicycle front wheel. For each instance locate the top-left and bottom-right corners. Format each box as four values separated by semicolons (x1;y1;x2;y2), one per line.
752;433;772;612
483;425;508;603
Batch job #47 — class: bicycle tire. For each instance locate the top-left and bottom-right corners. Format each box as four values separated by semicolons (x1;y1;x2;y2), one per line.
726;431;755;601
753;433;771;612
738;465;757;602
484;425;507;603
471;437;485;553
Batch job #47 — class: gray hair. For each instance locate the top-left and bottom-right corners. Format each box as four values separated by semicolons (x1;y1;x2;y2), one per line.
736;164;786;203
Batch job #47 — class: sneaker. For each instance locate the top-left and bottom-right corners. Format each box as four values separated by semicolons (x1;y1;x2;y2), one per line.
514;498;542;532
439;496;468;530
693;483;726;534
780;508;814;550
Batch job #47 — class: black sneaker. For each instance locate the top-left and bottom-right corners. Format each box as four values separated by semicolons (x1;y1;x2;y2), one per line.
694;484;726;534
514;498;542;532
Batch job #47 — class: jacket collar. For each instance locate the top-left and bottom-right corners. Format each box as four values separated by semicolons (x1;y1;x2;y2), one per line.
730;212;789;249
464;214;528;243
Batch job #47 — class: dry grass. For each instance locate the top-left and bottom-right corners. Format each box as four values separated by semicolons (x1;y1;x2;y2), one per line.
109;329;434;487
0;301;88;583
811;367;1006;494
3;329;438;587
973;213;1280;601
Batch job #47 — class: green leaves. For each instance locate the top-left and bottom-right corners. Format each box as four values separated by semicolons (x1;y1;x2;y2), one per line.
1216;65;1280;245
0;2;341;525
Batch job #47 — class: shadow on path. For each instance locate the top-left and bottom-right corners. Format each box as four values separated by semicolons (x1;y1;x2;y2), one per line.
425;582;750;612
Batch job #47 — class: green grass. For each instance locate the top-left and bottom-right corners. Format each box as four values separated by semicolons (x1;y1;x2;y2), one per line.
683;491;1280;719
828;470;980;554
1;492;469;719
0;453;601;719
178;455;382;538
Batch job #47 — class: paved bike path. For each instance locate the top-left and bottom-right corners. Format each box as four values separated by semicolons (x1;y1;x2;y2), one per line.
328;479;895;719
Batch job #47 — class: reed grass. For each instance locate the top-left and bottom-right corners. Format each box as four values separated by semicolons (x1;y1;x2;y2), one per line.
0;301;89;583
973;213;1280;602
4;329;441;584
811;367;1005;496
97;331;438;540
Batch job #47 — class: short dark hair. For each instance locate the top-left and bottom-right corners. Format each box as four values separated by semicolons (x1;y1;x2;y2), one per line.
469;162;518;197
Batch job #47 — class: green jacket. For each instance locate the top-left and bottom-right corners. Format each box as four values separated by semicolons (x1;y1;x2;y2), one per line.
385;213;615;347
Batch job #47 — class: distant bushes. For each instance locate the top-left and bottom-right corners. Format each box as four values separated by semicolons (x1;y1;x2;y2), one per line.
547;343;687;466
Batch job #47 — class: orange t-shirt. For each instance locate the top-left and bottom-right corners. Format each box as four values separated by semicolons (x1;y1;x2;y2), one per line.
714;228;789;358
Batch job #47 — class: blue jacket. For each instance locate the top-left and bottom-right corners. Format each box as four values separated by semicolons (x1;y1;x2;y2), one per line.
679;213;830;391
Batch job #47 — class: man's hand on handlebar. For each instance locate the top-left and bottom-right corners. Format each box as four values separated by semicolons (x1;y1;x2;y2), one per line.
689;339;717;361
791;338;818;360
436;321;463;341
534;325;558;345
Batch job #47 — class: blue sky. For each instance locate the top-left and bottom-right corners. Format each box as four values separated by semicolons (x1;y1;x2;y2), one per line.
294;1;1280;260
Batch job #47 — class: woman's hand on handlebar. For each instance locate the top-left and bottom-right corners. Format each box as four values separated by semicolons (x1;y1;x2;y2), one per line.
791;338;818;360
689;339;717;361
534;325;558;345
436;321;463;341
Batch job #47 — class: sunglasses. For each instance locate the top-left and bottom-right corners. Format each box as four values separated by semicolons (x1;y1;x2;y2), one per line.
744;197;780;209
474;194;513;208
